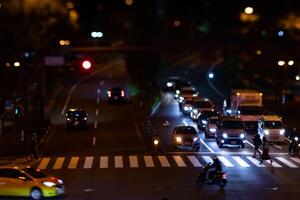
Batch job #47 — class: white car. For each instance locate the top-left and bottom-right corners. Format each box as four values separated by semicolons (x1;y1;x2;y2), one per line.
205;116;219;138
258;115;285;143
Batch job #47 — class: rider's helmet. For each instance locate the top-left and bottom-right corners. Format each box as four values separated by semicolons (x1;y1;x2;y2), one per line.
212;155;218;161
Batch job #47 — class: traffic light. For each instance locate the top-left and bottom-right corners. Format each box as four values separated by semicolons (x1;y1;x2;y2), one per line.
13;104;23;119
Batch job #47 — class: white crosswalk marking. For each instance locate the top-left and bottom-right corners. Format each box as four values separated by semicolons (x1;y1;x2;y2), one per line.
290;157;300;165
68;157;79;169
246;156;266;167
53;157;65;169
187;156;202;167
38;158;50;170
232;156;250;167
129;156;138;168
115;156;123;168
275;157;298;168
202;156;213;164
144;156;154;167
173;155;187;167
218;156;234;167
83;157;94;169
158;156;170;167
267;160;282;168
100;156;108;168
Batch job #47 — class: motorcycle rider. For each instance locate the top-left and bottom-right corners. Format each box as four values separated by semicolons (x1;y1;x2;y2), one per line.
207;155;222;181
289;128;299;155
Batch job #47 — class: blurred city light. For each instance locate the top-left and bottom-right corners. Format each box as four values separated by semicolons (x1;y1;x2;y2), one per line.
125;0;133;6
24;52;30;58
173;20;181;27
208;72;214;79
14;62;20;67
244;7;254;15
288;60;294;66
256;49;262;55
278;60;285;66
91;31;103;38
59;40;70;46
295;75;300;81
82;60;92;70
66;2;75;9
5;62;10;67
278;30;284;37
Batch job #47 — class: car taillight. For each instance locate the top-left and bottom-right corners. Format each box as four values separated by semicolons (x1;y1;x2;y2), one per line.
222;174;227;179
121;90;125;97
107;91;111;97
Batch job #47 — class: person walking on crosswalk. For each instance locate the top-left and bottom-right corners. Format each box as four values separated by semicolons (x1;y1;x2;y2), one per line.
259;136;273;165
252;133;262;158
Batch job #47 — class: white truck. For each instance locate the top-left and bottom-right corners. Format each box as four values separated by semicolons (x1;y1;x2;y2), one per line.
224;89;264;132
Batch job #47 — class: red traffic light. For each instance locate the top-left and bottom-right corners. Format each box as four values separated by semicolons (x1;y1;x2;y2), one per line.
81;60;92;70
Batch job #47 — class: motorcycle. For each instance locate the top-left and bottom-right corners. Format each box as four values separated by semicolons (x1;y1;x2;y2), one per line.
196;163;227;188
289;136;300;156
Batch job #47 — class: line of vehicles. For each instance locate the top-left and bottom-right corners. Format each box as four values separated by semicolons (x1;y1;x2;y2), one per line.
166;76;287;149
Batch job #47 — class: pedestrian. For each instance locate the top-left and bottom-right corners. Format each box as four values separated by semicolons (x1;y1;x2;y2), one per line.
30;133;39;160
259;136;273;165
252;133;262;158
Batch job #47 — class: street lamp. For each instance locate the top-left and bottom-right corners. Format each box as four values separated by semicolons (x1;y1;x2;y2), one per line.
91;31;103;38
244;7;254;15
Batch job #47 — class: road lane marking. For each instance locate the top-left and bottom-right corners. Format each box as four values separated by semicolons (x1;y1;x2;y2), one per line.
68;157;79;169
172;155;187;167
202;156;213;164
97;89;101;94
158;156;171;167
115;156;123;168
182;120;188;126
246;156;266;167
38;158;50;170
53;157;65;169
94;121;98;129
97;98;100;104
232;156;250;167
275;157;298;168
129;156;138;168
290;157;300;164
92;137;96;146
187;156;202;167
83;157;94;169
100;156;108;168
200;138;215;153
144;156;154;167
268;160;282;168
95;109;99;116
217;156;234;167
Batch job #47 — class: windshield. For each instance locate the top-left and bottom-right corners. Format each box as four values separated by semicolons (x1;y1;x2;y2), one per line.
264;121;283;129
175;127;197;135
22;167;48;179
239;106;264;115
184;100;193;104
68;111;86;117
222;121;244;129
194;101;212;108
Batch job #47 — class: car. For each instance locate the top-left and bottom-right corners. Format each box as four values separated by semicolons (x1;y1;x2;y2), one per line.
190;98;214;121
0;165;65;200
205;116;219;138
258;115;285;143
196;110;219;130
180;98;193;115
176;86;198;103
171;125;200;151
165;76;181;91
216;116;246;148
107;87;126;103
65;108;88;130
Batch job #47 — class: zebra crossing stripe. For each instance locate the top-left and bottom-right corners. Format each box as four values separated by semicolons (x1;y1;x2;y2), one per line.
187;156;202;167
144;156;154;167
83;157;94;169
129;156;138;168
53;157;65;170
246;156;266;167
115;156;123;168
100;156;108;168
68;157;79;169
232;156;250;167
290;157;300;165
217;156;234;167
275;157;298;168
38;158;50;170
173;155;187;167
158;156;170;167
202;156;213;164
268;160;282;168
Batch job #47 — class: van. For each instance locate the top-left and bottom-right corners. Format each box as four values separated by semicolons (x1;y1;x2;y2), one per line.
258;115;285;143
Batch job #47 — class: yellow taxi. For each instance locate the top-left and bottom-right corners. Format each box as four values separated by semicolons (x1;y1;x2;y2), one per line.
0;165;65;199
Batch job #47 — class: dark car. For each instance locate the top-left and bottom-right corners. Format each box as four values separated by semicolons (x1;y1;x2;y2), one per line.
107;87;125;103
171;125;200;151
196;110;219;130
65;108;88;130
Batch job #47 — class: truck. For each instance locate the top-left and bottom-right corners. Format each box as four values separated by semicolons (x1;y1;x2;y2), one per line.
224;89;264;132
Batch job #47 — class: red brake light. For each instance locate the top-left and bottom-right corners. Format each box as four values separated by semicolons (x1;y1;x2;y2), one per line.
82;60;92;70
121;90;125;97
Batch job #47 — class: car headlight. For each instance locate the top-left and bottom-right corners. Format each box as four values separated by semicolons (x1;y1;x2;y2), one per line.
175;94;179;98
193;137;199;142
176;136;182;143
188;106;192;111
167;82;173;87
58;179;63;184
222;133;228;138
280;129;285;135
184;106;189;111
67;118;70;121
209;128;216;133
192;94;198;97
295;137;299;141
193;109;198;114
179;99;183;103
264;130;270;135
240;133;245;139
226;109;232;114
43;181;56;187
84;117;87;120
202;120;207;125
176;90;180;94
179;96;184;100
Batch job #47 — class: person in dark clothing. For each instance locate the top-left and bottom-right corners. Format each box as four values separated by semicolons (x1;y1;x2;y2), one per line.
30;133;39;159
260;136;273;165
252;133;262;158
288;128;299;155
208;155;222;180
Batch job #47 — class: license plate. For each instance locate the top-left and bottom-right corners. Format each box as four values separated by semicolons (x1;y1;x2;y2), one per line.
231;141;237;144
271;136;278;140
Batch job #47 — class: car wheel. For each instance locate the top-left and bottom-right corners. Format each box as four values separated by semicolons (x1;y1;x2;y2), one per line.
30;187;43;200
